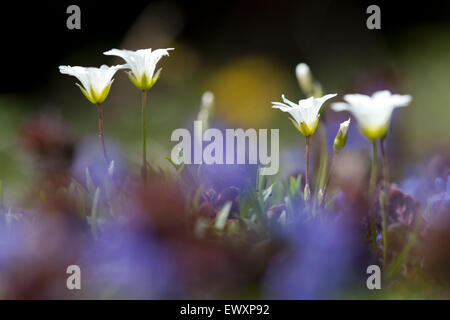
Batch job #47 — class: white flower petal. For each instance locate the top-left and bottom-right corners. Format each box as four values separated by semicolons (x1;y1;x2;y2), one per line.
331;102;350;112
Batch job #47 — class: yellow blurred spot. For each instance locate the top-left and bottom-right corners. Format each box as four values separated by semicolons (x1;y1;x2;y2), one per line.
207;56;288;128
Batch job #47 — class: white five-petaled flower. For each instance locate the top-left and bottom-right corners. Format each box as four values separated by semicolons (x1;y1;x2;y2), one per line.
59;65;125;104
272;93;337;136
104;48;174;91
331;90;412;140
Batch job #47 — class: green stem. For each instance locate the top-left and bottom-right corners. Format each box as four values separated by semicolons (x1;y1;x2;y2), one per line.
0;180;4;213
322;151;337;204
303;135;312;204
316;122;329;191
380;138;390;266
380;190;388;267
368;140;379;249
96;103;109;164
313;122;328;213
380;138;390;187
141;90;148;180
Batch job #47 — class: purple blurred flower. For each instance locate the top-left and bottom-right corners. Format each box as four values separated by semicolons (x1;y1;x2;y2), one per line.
425;175;450;227
279;147;305;179
72;137;124;187
263;217;365;299
81;224;175;299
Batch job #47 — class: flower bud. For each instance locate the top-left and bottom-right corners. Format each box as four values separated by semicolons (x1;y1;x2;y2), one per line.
296;63;313;96
197;91;215;131
201;91;215;109
333;118;350;152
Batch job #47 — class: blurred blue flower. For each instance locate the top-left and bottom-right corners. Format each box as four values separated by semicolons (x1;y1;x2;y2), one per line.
81;225;175;299
279;147;305;179
263;217;364;299
325;115;368;152
72;137;124;187
425;175;450;226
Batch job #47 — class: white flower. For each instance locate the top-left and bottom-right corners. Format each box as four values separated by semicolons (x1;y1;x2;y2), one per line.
331;90;412;140
104;48;174;91
59;64;124;104
272;93;337;136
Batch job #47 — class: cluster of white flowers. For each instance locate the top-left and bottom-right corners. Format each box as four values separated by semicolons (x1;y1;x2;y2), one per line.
59;47;174;169
272;63;412;141
272;63;412;202
59;48;174;104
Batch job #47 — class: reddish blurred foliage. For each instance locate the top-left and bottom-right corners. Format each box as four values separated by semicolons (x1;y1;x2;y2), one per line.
18;114;76;172
267;204;286;221
0;218;85;299
127;177;188;239
200;186;240;219
124;176;274;297
387;187;420;226
423;224;450;286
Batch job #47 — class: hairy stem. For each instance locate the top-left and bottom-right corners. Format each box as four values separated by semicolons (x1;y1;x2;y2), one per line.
96;103;109;164
141;90;148;180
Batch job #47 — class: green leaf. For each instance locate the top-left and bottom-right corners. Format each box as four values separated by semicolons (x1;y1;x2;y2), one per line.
240;216;263;236
85;167;95;196
256;166;268;194
89;187;101;237
192;186;203;213
289;174;302;196
262;183;275;203
5;207;13;226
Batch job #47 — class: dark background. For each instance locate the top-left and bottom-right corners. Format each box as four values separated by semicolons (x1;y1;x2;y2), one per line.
2;0;450;94
0;0;449;192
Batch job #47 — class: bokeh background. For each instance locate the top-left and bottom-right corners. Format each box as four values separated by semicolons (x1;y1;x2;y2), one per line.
1;0;450;195
2;0;450;203
0;0;449;300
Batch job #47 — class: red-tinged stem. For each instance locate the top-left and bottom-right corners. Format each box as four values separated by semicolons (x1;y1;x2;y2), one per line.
305;135;310;191
141;90;148;180
97;103;109;164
